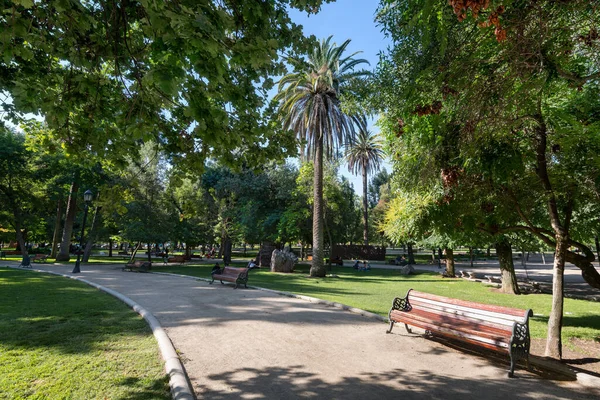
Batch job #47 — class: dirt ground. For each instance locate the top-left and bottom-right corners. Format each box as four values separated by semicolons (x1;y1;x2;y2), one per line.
530;338;600;376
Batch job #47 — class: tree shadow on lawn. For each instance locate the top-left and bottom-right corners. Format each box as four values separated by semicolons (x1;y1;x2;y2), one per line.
115;376;170;400
195;364;595;400
0;268;154;355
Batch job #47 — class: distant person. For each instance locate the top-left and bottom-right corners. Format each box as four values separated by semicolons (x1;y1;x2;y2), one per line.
353;260;360;270
247;260;258;270
359;260;371;271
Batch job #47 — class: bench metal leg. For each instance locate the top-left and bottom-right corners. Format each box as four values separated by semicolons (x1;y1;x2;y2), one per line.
405;324;412;334
209;277;214;284
386;320;394;334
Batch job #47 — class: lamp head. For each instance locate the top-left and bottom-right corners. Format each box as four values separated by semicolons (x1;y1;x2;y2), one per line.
84;189;93;203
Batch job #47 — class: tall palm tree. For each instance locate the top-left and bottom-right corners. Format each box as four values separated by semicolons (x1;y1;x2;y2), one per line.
275;36;369;277
346;116;384;246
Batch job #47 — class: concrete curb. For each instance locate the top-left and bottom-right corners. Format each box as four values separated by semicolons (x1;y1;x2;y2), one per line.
7;266;195;400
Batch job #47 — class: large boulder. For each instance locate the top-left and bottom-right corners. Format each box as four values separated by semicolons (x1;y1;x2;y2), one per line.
271;247;298;273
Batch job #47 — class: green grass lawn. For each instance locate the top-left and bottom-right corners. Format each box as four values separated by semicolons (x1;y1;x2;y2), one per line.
153;262;600;342
0;268;170;400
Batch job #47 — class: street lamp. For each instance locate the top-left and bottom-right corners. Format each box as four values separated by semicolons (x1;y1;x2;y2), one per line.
72;189;93;274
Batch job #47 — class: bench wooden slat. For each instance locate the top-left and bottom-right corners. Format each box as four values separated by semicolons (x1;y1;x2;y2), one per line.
391;312;512;349
410;290;527;318
409;297;525;327
390;309;512;343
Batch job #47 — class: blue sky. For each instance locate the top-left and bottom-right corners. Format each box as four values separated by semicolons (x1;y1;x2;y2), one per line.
289;0;391;194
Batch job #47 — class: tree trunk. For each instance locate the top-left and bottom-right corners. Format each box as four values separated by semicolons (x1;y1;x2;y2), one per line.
469;247;474;267
109;238;113;257
362;164;369;246
147;243;152;262
407;243;415;264
545;233;568;359
310;135;325;277
540;249;545;265
82;205;100;263
50;198;63;259
496;240;520;295
14;211;28;260
323;210;334;270
595;236;600;266
223;236;232;266
56;181;79;261
129;242;141;263
444;248;455;277
565;245;600;290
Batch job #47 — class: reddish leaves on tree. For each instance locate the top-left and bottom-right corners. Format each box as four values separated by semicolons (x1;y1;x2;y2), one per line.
441;166;462;188
448;0;490;21
414;101;442;116
442;85;459;99
579;28;599;47
481;202;495;213
396;118;405;137
449;0;507;42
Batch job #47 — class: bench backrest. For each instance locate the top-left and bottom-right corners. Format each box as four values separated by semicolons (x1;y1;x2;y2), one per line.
408;290;530;327
221;266;248;275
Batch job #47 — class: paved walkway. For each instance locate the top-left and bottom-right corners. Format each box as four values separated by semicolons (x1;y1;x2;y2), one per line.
16;262;597;400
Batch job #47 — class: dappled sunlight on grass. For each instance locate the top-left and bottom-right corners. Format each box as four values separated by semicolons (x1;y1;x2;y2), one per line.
0;268;170;399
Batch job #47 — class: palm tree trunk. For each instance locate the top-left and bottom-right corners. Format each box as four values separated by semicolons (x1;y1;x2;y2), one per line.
56;181;79;261
311;135;325;277
362;162;369;246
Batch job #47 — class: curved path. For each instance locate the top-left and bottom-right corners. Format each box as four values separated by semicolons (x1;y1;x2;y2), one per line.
24;264;599;399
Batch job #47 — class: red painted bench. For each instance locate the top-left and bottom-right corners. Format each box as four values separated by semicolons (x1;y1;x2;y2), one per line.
122;261;151;272
386;289;533;377
167;255;186;264
210;266;249;289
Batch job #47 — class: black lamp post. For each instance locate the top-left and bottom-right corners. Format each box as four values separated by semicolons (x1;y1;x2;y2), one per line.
72;189;93;274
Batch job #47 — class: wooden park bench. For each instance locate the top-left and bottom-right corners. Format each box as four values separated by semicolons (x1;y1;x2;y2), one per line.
210;265;249;289
31;254;49;263
167;255;186;265
122;260;152;273
386;289;533;377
